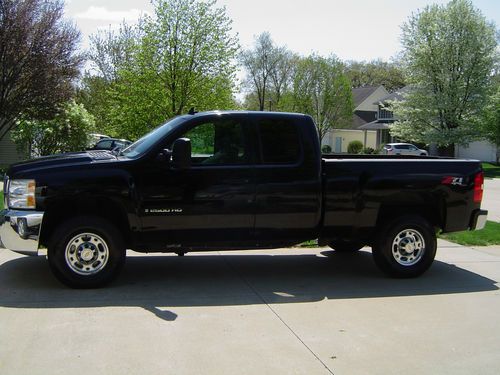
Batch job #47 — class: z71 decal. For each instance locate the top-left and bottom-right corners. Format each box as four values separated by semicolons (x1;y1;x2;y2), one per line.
441;176;465;186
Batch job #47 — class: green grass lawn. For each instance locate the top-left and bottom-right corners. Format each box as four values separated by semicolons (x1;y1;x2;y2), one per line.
439;221;500;246
482;163;500;179
0;191;3;210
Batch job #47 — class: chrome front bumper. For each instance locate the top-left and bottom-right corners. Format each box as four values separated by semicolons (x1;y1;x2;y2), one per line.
0;209;44;256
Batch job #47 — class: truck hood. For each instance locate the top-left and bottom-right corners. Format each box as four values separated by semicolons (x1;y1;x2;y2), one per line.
7;151;117;177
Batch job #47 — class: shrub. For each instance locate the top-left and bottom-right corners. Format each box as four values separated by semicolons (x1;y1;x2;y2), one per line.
347;140;363;154
362;147;375;154
12;100;95;157
321;144;332;153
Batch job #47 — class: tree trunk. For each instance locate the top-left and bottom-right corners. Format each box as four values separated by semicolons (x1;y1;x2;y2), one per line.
0;118;16;142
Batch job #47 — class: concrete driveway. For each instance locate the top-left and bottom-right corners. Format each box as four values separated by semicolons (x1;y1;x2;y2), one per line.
483;178;500;222
1;242;500;375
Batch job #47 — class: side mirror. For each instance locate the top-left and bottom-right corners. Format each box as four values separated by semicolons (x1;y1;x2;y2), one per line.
172;138;192;169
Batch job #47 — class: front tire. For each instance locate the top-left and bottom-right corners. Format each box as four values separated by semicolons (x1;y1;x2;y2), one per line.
372;215;436;278
48;216;125;288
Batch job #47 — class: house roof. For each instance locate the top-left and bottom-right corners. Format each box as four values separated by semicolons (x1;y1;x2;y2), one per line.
351;111;376;129
374;86;410;104
352;86;381;107
358;121;392;130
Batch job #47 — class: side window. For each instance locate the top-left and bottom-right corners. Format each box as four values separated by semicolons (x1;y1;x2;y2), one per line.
183;119;247;165
258;118;301;164
185;122;215;161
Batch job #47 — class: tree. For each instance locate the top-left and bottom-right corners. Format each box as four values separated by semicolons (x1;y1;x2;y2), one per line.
479;84;500;163
78;23;143;137
292;55;353;142
77;75;118;137
240;32;276;111
0;0;82;140
83;0;239;140
87;23;143;82
268;49;297;110
11;101;95;157
345;60;406;92
390;0;498;152
240;32;295;111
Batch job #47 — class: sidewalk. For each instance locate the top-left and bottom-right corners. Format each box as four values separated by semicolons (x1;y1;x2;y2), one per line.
439;238;500;254
483;179;500;222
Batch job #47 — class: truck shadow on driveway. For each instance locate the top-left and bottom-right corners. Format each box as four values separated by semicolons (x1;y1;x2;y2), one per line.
0;250;497;321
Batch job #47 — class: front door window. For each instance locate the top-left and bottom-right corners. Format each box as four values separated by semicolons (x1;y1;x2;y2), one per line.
183;119;248;165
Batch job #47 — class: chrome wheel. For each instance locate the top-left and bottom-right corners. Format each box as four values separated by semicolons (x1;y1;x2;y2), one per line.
65;233;110;276
391;229;425;266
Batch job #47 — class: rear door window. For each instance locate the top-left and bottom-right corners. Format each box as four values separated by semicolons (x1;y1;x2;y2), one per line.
257;118;301;164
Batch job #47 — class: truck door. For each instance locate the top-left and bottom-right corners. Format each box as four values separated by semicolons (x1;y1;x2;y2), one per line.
137;115;256;247
253;115;322;243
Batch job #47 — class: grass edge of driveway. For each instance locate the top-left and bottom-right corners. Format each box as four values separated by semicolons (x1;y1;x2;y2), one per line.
439;221;500;246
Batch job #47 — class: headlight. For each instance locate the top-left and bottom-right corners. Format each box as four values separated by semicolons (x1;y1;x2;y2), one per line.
8;179;36;209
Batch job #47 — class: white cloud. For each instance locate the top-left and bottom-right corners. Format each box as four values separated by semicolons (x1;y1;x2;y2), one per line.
75;6;145;22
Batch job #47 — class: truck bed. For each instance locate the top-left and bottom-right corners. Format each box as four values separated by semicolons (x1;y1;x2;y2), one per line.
320;154;483;243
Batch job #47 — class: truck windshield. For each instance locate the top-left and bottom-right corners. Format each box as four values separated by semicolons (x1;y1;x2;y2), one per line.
120;116;187;159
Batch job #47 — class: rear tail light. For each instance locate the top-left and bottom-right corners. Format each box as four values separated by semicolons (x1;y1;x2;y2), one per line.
473;171;484;203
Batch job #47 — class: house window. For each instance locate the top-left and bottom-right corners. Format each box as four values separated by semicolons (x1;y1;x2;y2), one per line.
378;108;393;120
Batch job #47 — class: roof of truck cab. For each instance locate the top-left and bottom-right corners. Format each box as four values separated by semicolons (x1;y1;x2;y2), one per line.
186;110;309;118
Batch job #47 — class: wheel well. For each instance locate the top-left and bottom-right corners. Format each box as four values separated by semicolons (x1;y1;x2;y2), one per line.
376;204;444;232
40;197;131;247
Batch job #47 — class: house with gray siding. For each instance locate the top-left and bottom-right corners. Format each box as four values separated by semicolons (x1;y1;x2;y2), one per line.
0;131;27;169
323;85;390;153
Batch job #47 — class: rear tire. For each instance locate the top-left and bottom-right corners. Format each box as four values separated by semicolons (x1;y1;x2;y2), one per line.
372;215;436;278
48;216;125;288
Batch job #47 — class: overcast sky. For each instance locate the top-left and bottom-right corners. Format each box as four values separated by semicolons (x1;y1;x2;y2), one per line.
65;0;499;62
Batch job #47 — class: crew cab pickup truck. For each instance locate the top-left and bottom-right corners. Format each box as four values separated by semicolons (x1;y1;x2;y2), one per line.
0;111;488;288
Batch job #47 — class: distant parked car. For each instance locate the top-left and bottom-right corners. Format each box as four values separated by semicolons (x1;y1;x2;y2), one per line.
384;143;428;156
88;133;110;146
88;138;132;152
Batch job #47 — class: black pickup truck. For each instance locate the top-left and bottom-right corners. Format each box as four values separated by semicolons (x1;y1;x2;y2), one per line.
0;111;488;288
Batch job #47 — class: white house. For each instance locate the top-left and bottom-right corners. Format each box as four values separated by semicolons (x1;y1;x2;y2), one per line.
323;85;389;153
